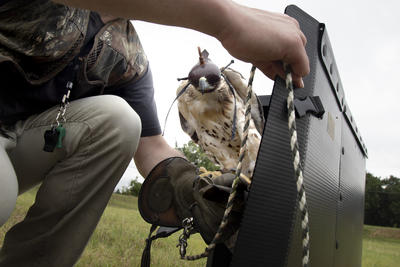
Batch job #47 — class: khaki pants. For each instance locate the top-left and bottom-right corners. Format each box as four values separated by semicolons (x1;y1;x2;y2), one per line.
0;95;141;266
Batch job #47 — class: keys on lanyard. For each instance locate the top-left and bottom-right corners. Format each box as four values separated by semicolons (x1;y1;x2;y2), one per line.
43;82;72;152
43;125;66;152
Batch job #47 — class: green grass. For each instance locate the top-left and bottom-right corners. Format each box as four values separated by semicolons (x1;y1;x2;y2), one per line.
362;225;400;267
0;188;206;267
1;189;400;266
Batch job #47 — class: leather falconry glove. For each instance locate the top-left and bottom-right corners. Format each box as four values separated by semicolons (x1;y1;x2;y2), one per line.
138;157;246;244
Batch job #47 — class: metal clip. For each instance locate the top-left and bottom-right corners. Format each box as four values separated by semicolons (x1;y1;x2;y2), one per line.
53;83;72;127
177;217;194;258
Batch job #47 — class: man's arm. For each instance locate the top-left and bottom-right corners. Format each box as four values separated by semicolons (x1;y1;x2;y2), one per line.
134;135;183;177
53;0;309;87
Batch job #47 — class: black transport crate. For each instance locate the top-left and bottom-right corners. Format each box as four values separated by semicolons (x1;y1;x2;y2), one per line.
207;5;368;267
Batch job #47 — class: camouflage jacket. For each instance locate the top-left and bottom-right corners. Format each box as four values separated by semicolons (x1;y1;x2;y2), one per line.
0;0;148;90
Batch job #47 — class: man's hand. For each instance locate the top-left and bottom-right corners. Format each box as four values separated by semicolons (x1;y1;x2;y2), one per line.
219;4;309;88
54;0;309;87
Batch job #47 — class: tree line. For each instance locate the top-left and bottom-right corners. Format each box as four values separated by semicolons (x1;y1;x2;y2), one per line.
115;177;142;197
365;172;400;228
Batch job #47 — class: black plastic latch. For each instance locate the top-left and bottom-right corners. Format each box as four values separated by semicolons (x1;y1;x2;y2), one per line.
294;96;325;118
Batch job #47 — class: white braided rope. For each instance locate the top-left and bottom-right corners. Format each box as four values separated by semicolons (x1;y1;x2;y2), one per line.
285;69;310;267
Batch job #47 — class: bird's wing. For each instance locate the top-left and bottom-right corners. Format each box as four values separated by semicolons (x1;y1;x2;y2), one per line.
176;81;199;143
222;68;265;135
178;111;199;143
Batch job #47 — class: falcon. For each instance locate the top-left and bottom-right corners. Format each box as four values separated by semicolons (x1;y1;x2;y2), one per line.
177;48;265;179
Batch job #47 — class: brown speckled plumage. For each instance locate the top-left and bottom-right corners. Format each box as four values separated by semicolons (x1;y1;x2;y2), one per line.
177;61;264;177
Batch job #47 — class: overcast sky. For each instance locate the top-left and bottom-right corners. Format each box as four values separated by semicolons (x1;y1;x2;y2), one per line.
117;0;400;189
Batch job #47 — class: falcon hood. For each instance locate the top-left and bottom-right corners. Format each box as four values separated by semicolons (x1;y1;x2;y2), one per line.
188;48;221;94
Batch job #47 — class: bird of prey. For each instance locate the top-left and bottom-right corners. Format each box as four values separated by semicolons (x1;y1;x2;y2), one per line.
177;49;265;179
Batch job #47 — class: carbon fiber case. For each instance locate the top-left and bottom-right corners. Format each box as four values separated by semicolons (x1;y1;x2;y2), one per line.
207;5;367;267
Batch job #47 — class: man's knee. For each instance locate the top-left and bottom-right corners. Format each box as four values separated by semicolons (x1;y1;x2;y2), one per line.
85;95;142;159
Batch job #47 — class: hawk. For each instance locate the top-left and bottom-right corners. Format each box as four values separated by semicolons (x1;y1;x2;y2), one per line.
177;49;265;179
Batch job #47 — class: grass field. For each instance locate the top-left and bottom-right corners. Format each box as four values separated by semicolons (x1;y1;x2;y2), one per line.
362;225;400;267
0;188;206;267
1;188;399;266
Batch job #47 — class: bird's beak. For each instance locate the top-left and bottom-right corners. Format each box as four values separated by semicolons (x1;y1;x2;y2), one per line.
199;77;208;94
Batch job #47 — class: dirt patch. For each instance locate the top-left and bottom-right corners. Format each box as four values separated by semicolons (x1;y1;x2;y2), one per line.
367;226;400;239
